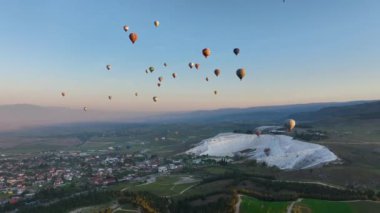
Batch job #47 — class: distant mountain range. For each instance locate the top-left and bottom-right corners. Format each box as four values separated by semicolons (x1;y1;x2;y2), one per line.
291;101;380;122
0;100;377;132
147;100;372;123
0;104;151;131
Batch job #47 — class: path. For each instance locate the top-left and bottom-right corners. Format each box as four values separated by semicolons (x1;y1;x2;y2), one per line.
179;184;197;195
113;207;139;212
274;180;346;190
235;194;242;213
287;198;302;213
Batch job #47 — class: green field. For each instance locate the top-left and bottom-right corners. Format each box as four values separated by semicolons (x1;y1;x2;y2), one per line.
240;195;290;213
293;199;380;213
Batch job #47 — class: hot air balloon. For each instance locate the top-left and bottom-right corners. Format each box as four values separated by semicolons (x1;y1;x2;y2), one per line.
206;77;209;82
255;130;261;137
153;96;158;102
106;64;111;71
172;73;176;78
233;48;240;56
154;20;160;27
284;119;296;131
202;48;211;58
157;83;161;87
236;68;246;80
135;92;138;97
214;90;218;95
188;62;194;69
195;63;200;70
158;76;163;82
145;69;148;74
129;32;138;44
164;63;167;67
108;96;112;100
123;25;129;32
83;107;88;112
149;66;155;72
61;92;66;97
214;69;220;77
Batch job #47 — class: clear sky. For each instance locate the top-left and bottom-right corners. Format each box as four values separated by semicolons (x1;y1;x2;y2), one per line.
0;0;379;112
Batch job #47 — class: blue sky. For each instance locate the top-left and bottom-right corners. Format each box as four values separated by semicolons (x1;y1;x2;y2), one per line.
0;0;379;112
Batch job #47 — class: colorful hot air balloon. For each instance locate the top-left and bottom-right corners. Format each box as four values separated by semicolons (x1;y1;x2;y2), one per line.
154;20;160;27
157;83;161;87
284;119;296;132
255;130;261;137
106;64;111;71
188;62;194;69
129;32;138;44
135;92;138;97
61;92;66;97
214;90;218;95
206;77;209;82
158;76;163;82
164;63;167;67
153;96;158;102
83;107;88;112
195;63;200;70
149;66;155;72
236;68;246;80
108;96;112;100
202;48;211;58
123;25;129;32
233;48;240;56
214;69;220;77
145;69;149;74
172;73;176;78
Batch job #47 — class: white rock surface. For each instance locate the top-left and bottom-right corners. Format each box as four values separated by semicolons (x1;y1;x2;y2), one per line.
186;133;338;170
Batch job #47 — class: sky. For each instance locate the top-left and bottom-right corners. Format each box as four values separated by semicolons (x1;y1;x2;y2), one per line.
0;0;379;112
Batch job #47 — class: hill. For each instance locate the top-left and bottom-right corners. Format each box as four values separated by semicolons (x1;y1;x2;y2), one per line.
186;133;338;170
292;101;380;122
0;104;150;131
148;100;370;124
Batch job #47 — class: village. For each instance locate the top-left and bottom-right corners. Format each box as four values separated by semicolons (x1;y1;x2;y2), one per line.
0;148;231;207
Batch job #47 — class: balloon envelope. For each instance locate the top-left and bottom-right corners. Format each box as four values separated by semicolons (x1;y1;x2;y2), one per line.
233;48;240;55
195;63;200;70
284;119;296;131
214;69;220;77
236;68;246;80
154;20;160;27
123;25;129;32
255;130;261;137
129;33;138;44
202;48;211;58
